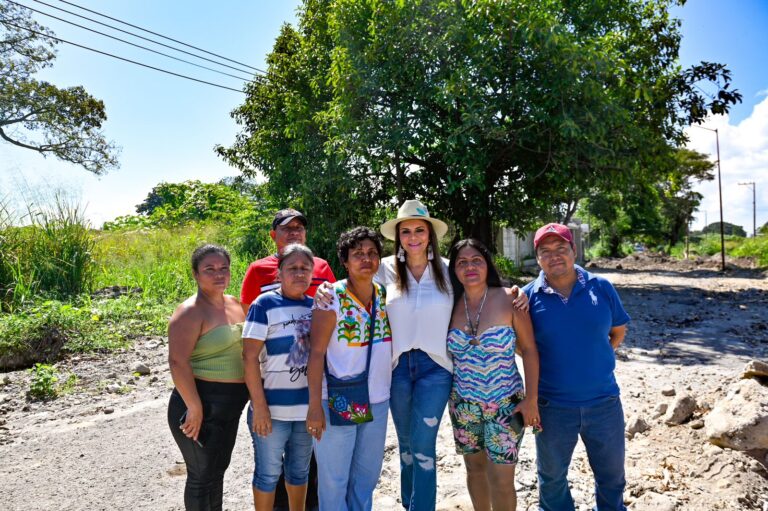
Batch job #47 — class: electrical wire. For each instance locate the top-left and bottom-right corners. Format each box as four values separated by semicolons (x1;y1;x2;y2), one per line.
12;0;258;76
10;1;253;81
56;0;266;74
1;17;246;93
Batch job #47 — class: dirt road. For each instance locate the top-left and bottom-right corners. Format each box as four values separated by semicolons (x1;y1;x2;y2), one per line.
1;260;766;510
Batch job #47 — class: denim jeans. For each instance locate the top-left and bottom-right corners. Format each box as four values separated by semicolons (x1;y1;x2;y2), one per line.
247;407;314;491
314;399;389;511
390;350;452;511
167;381;248;511
536;395;627;511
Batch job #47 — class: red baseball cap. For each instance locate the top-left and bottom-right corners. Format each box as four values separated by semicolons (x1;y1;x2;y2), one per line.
534;223;574;250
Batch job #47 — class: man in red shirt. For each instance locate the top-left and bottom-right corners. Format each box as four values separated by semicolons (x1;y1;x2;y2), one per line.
240;208;334;511
241;208;336;314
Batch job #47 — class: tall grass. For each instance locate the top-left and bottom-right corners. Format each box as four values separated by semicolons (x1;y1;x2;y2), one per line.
0;194;95;311
93;223;251;302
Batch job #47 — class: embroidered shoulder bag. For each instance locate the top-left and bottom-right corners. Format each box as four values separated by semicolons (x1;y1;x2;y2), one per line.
325;292;376;426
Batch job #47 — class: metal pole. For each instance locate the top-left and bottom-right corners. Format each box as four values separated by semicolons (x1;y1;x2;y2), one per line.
694;125;726;271
715;129;725;271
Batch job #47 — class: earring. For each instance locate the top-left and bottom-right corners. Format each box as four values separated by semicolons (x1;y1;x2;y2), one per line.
397;246;406;262
427;245;434;261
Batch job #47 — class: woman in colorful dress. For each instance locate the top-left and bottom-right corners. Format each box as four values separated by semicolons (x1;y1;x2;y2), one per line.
447;239;540;511
306;226;393;511
167;244;249;511
242;244;317;511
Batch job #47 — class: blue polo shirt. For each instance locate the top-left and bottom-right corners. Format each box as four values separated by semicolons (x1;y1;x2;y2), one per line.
523;265;630;407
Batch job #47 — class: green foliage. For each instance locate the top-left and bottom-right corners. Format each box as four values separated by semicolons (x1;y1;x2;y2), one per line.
730;236;768;266
702;222;747;237
0;2;118;173
93;223;251;302
28;363;59;400
580;148;714;256
219;0;740;249
0;194;95;311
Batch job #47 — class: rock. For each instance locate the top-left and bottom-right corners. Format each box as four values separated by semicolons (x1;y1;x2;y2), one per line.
103;407;114;414
664;394;697;425
631;491;677;511
652;403;668;419
106;372;117;379
690;419;705;430
706;378;768;452
626;415;651;439
661;386;676;397
741;360;768;380
106;384;122;394
132;363;151;376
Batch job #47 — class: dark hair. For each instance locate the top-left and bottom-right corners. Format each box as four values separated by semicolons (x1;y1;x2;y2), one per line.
337;226;383;266
278;243;315;268
394;220;449;294
448;238;502;305
191;244;231;273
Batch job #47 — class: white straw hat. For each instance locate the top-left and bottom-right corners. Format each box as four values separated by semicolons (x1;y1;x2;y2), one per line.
379;200;449;241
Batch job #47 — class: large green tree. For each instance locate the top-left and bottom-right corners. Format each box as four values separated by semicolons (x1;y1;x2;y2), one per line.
0;1;118;174
219;0;739;247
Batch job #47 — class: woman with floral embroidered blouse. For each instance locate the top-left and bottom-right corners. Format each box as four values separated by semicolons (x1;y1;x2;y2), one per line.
306;226;393;511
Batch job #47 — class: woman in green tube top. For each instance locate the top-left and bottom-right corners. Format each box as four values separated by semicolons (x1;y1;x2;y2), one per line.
168;244;249;511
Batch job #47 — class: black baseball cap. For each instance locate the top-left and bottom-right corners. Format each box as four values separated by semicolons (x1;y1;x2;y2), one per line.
272;208;307;230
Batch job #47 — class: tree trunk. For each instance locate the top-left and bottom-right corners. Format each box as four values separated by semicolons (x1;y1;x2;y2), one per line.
469;212;495;252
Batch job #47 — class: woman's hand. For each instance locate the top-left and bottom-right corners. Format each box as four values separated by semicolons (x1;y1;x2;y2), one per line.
313;281;334;310
180;404;204;443
251;402;272;437
509;285;530;312
306;403;325;441
513;396;541;430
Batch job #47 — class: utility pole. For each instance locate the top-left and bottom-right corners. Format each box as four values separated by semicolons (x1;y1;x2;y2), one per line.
694;126;726;271
738;181;756;237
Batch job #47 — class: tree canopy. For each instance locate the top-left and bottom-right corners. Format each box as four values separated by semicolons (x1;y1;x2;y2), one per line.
218;0;740;248
0;2;118;174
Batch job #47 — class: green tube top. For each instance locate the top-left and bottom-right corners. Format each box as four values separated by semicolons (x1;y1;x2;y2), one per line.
189;323;245;380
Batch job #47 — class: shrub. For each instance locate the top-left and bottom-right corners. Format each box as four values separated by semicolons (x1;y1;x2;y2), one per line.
28;363;59;400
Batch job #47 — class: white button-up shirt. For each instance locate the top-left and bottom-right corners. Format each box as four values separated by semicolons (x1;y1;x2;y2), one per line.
375;256;454;373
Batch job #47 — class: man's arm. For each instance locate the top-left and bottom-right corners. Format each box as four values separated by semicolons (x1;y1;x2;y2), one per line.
609;324;627;350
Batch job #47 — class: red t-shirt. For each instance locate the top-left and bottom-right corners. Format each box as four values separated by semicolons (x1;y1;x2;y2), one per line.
240;255;336;307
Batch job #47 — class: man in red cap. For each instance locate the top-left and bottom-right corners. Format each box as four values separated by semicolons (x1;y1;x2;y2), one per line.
524;223;630;511
240;208;335;511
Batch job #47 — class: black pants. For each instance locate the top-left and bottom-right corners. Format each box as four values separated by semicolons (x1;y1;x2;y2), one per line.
168;380;248;511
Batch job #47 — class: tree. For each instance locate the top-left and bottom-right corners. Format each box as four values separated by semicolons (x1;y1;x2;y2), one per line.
219;0;740;248
703;222;746;238
0;2;118;174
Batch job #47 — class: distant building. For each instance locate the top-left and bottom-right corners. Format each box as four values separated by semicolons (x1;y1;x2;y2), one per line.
497;222;586;267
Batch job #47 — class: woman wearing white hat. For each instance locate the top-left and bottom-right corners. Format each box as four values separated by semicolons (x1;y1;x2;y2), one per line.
377;200;454;511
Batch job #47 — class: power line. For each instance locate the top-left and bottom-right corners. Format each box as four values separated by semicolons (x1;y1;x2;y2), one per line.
16;0;258;76
10;1;253;81
57;0;266;74
1;18;245;93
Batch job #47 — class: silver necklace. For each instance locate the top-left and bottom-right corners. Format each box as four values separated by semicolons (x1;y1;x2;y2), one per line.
463;286;488;341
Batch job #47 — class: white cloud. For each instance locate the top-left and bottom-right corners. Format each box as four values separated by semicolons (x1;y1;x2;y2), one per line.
685;95;768;235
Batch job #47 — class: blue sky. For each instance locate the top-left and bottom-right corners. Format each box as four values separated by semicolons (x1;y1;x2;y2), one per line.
1;0;766;234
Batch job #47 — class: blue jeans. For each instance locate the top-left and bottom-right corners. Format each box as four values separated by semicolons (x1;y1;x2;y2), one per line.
536;395;627;511
314;399;389;511
390;350;452;511
247;407;314;492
